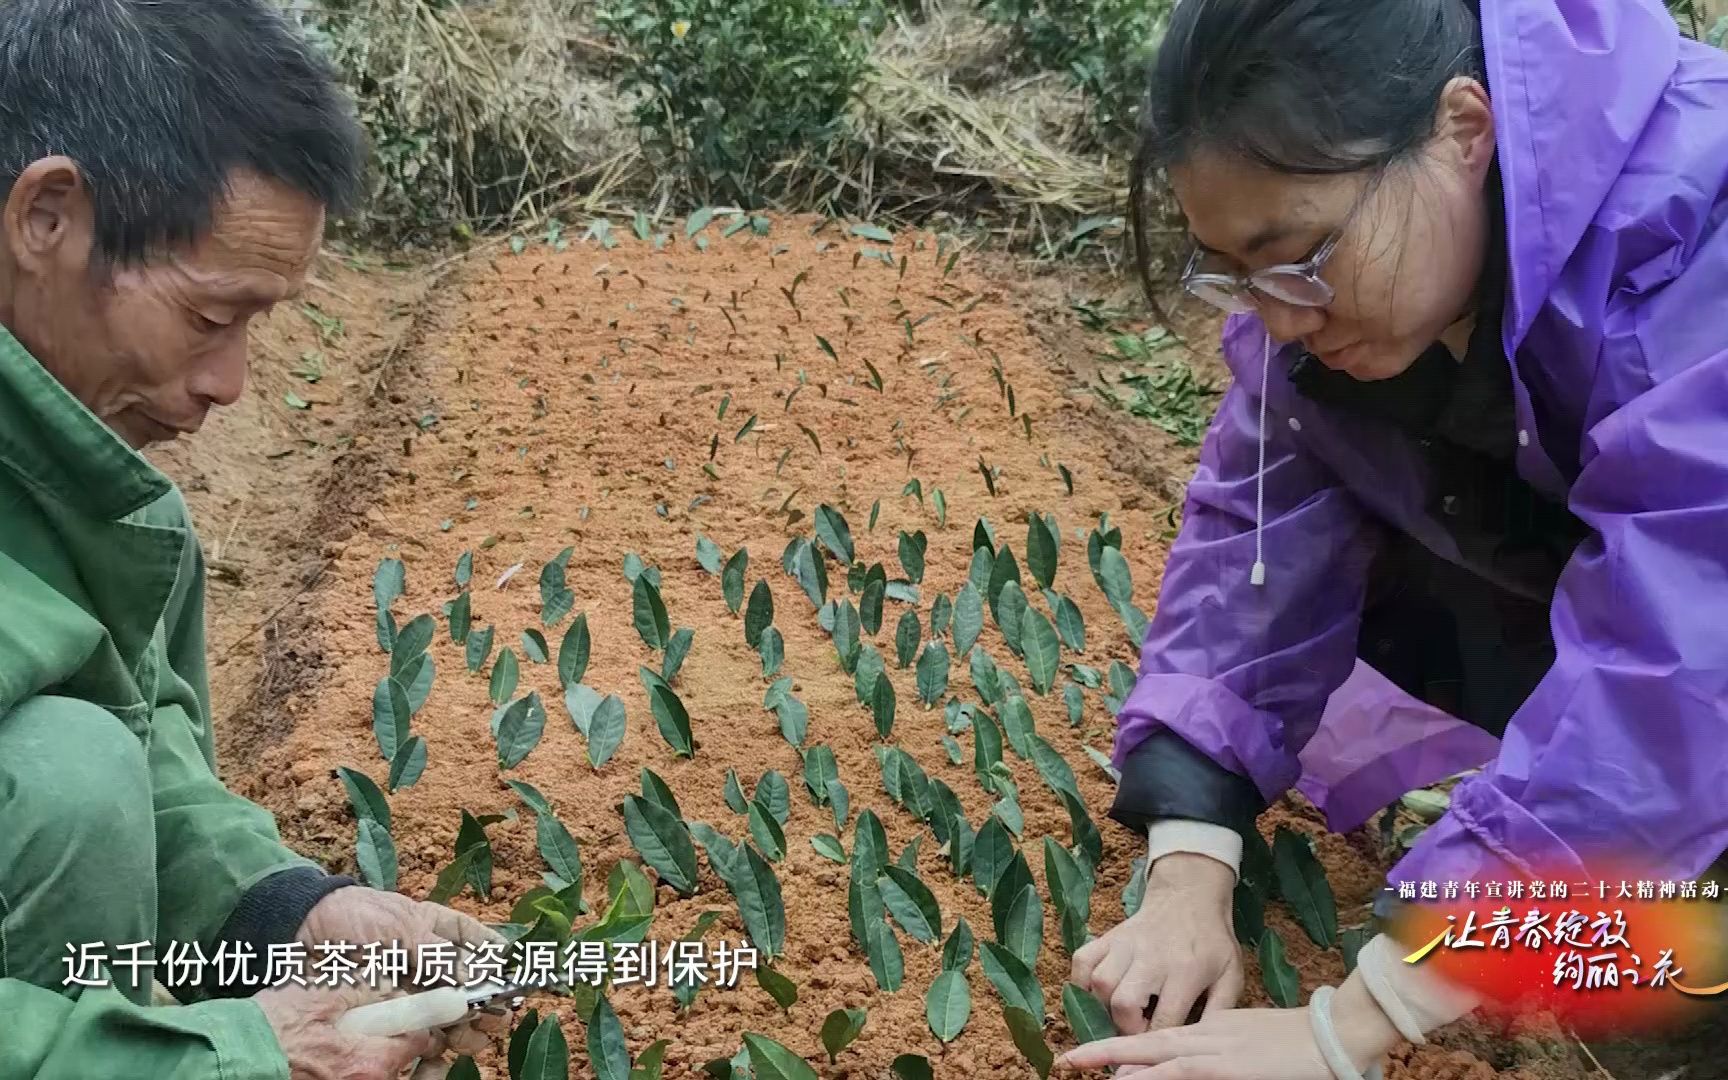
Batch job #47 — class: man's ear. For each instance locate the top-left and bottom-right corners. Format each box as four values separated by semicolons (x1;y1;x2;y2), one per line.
3;156;93;276
1437;76;1495;185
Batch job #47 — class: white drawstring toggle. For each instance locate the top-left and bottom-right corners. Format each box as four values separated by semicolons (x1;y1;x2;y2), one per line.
1251;329;1271;587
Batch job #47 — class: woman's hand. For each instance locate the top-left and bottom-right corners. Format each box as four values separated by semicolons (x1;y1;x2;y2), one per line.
1056;975;1403;1079
1069;852;1243;1034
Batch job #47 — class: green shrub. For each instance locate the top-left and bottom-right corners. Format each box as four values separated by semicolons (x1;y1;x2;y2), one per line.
598;0;884;206
983;0;1172;142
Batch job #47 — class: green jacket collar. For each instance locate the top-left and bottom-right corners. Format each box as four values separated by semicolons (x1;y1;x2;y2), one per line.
0;322;170;522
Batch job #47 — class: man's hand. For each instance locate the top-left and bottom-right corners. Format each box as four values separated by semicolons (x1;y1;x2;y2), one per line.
256;983;441;1080
295;887;509;1058
1070;852;1243;1034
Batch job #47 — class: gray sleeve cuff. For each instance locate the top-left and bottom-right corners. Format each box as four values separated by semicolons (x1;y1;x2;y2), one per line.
199;867;356;999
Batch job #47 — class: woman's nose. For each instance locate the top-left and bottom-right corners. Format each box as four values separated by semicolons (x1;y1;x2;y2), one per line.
1254;296;1326;344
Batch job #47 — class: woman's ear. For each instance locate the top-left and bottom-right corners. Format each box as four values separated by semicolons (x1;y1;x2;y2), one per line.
1436;76;1496;185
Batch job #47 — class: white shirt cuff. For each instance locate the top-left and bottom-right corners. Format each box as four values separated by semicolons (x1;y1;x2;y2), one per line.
1145;819;1243;880
1356;932;1483;1034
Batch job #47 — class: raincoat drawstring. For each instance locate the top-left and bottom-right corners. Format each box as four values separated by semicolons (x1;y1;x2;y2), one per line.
1252;329;1270;587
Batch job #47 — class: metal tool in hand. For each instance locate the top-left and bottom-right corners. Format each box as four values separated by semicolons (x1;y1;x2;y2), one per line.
335;980;529;1038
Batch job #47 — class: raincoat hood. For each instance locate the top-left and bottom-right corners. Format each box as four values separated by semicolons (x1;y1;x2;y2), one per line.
1114;0;1728;893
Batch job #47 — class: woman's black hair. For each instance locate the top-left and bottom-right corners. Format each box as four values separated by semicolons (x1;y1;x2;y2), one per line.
1129;0;1486;303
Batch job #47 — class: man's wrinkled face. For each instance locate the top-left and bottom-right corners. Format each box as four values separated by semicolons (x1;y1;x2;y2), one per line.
1;161;325;449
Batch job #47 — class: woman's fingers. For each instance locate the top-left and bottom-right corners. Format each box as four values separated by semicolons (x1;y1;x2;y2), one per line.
1071;932;1111;990
1146;975;1205;1031
1203;961;1245;1018
1110;966;1164;1036
1058;1027;1185;1071
1086;945;1133;1005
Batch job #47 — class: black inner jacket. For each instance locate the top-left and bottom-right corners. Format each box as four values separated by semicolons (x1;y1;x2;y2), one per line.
1108;162;1593;840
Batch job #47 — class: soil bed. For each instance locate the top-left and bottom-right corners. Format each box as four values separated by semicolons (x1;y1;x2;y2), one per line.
206;218;1588;1079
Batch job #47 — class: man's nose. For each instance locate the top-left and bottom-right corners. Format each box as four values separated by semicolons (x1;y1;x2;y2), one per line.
1254;296;1325;344
191;332;249;408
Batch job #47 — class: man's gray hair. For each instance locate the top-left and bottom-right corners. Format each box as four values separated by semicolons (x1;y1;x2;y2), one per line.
0;0;368;266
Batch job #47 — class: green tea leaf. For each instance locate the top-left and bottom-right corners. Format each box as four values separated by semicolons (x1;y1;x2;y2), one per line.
1060;788;1104;872
1258;928;1302;1007
727;844;786;958
1002;1006;1053;1079
686;206;715;237
926;969;972;1043
523;1009;572;1080
722;549;748;614
1273;826;1338;948
1233;878;1266;947
891;1055;933;1080
898;530;928;584
1021;609;1060;693
979;941;1044;1025
745;581;774;649
811;834;846;863
802;745;838;805
337;767;391;830
371;678;410;763
792;540;827;609
1064;684;1085;727
465;624;494;674
496;693;547;769
447;1057;481;1080
587;695;627;768
871;673;897;740
633;575;671;651
952;583;984;657
390;614;433;676
355;817;398;891
662;627;695;682
864;916;904;991
696;535;724;575
894;609;922;668
942;917;976;972
453;552;473;589
1026;514;1059;591
489;648;519;706
757;689;796;746
930;592;952;637
1097;545;1134;610
387;736;427;792
916;642;950;706
740;1034;818;1080
456;810;494;899
586;997;626;1080
971;816;1014;898
426;845;481;905
621;795;698;896
859;577;886;636
558;614;591;689
396;653;433;716
648;683;695;758
1053;594;1086;652
538;813;583;897
1062;983;1115;1045
521;629;550;664
448;590;471;644
995;883;1042;968
814;505;855;565
755;966;799;1014
1342;926;1372;975
631;1039;670;1080
747;801;787;862
820;1008;867;1064
878;865;942;944
752;771;791;826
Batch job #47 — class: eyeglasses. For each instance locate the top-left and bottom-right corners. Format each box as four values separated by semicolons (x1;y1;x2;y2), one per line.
1179;229;1344;315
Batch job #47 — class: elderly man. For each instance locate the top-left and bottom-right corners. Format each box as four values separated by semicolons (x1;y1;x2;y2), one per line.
0;1;500;1077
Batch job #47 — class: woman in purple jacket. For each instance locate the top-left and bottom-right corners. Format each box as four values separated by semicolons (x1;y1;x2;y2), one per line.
1060;0;1728;1076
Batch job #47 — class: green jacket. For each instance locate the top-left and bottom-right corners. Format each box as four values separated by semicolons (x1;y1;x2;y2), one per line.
0;325;308;1078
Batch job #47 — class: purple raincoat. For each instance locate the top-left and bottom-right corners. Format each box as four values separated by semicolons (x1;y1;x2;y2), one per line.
1114;0;1728;891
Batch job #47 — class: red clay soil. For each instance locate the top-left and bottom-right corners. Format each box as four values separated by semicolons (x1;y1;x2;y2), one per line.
203;217;1589;1079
